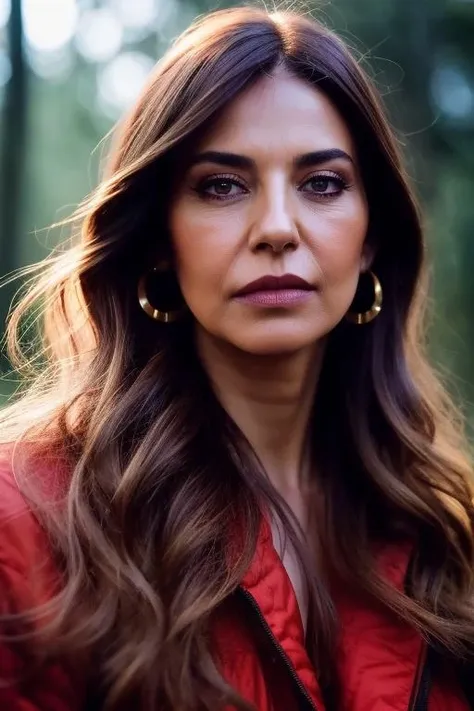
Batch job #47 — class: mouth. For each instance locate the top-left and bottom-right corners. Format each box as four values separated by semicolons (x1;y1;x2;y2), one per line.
233;274;315;307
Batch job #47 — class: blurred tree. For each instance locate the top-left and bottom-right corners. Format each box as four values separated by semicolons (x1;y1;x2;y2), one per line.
326;0;474;418
0;0;27;375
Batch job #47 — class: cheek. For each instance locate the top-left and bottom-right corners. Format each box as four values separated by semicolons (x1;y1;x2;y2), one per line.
308;200;369;318
312;200;369;281
169;204;237;308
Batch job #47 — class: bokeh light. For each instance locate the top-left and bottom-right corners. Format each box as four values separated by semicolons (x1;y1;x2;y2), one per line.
23;0;78;52
97;51;154;118
0;0;11;29
75;8;123;63
431;64;474;121
26;45;74;80
110;0;157;29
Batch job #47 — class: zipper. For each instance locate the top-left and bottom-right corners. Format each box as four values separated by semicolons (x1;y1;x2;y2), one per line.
409;643;431;711
237;586;318;711
239;586;432;711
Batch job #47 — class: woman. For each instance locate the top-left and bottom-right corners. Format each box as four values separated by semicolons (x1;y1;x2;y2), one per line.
1;5;473;711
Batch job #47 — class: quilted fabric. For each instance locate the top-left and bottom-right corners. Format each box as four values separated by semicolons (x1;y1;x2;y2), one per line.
0;449;471;710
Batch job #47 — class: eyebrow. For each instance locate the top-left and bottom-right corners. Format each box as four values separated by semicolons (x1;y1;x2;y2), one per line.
188;148;354;170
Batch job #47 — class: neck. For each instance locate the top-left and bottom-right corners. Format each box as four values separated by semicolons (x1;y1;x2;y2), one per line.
196;329;326;494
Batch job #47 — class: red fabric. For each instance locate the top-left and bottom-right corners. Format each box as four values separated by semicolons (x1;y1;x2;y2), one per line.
0;449;84;710
0;450;470;711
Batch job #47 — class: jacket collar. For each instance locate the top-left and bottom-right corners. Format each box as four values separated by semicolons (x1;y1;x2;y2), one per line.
240;515;422;711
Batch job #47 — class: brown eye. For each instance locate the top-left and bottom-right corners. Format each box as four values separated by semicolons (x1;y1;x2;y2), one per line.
195;175;249;201
213;180;235;195
309;177;335;193
300;172;349;199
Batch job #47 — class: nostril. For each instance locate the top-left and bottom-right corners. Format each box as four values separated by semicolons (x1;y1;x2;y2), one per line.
252;233;299;253
273;240;298;253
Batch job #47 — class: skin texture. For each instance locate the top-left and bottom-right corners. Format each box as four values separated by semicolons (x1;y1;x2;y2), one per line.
169;68;372;627
170;67;370;358
168;65;372;489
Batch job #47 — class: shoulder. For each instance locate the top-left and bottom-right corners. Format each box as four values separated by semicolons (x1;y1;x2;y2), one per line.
0;444;65;608
0;446;41;565
0;446;85;710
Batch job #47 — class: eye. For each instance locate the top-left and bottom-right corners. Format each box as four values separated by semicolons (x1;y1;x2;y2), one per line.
195;175;249;201
300;171;349;199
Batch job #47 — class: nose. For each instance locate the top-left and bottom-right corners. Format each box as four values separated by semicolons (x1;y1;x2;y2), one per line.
248;189;300;254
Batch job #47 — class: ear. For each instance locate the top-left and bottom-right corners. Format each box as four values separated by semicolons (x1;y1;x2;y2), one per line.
360;241;376;273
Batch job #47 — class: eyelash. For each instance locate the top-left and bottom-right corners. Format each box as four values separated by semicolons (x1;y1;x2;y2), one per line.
194;171;351;202
301;171;350;198
194;173;247;201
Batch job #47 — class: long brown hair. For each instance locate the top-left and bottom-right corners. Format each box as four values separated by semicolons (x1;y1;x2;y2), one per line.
1;5;474;710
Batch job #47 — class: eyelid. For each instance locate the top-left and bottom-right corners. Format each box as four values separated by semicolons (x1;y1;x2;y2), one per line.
196;172;248;187
299;168;349;184
193;173;250;201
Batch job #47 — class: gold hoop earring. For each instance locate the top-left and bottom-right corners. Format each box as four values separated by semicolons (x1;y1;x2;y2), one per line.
345;270;383;325
137;263;187;323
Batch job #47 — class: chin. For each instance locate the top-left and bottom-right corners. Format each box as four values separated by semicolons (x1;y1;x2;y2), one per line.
229;327;326;357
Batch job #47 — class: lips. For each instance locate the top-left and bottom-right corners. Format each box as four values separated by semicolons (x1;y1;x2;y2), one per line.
234;274;314;297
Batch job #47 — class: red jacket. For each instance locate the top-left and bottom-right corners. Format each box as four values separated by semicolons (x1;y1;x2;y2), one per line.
0;452;472;711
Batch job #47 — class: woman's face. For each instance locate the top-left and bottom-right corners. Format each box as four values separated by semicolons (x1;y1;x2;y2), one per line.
169;68;370;355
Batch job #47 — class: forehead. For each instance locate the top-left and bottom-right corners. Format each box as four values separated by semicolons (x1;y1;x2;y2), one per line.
197;68;357;158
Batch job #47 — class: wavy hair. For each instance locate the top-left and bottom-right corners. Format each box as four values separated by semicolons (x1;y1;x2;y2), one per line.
1;5;474;710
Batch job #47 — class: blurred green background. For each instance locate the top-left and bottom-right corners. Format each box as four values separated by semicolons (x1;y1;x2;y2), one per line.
0;0;473;424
